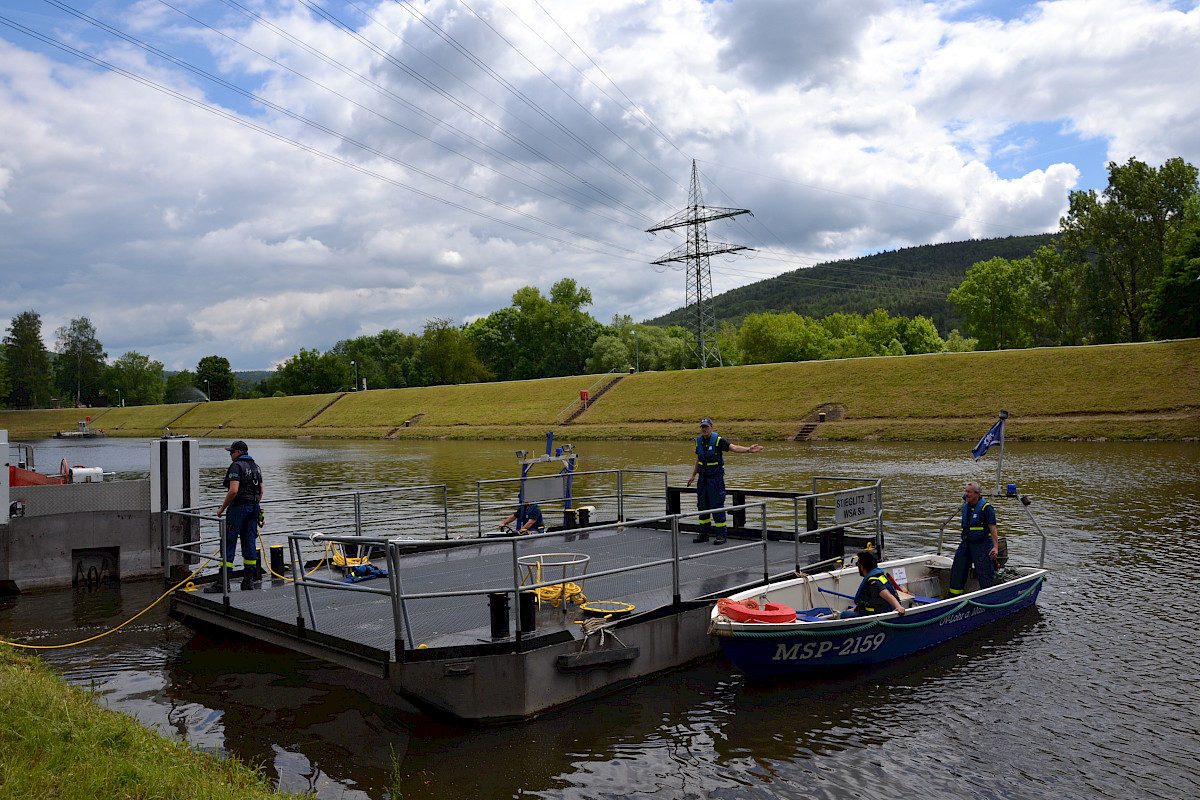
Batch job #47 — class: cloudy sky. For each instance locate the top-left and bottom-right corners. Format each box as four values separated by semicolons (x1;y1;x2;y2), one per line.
1;0;1197;371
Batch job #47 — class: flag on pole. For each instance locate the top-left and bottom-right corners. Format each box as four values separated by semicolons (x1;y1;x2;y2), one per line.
972;418;1004;461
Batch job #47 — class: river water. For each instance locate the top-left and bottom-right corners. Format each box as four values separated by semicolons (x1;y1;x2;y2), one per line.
2;436;1197;799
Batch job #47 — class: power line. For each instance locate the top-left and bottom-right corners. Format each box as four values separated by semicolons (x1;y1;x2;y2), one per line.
154;0;648;231
0;12;653;264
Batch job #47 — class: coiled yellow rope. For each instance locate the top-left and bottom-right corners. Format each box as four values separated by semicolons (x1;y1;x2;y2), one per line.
526;563;586;607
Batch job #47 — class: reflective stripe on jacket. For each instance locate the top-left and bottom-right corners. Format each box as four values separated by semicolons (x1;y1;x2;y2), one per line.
695;433;725;477
961;498;992;541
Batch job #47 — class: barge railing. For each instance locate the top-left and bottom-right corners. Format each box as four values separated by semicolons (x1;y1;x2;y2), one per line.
270;484;883;658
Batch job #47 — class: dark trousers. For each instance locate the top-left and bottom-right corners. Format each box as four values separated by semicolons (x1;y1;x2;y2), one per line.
950;536;994;593
697;475;727;533
223;504;260;568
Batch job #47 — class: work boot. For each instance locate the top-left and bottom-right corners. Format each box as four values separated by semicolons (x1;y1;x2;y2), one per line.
203;578;228;594
240;575;260;591
713;536;728;545
692;533;710;544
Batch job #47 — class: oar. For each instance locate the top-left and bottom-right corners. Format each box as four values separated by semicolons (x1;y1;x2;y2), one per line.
817;587;855;601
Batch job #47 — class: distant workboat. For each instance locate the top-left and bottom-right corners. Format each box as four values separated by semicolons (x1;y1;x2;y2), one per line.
55;418;106;439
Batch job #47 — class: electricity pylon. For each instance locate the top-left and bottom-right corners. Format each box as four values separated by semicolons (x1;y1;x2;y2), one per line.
647;161;752;368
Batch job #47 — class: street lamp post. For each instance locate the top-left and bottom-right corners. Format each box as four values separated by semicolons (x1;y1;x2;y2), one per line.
634;329;640;373
351;360;358;391
116;388;123;408
204;379;211;401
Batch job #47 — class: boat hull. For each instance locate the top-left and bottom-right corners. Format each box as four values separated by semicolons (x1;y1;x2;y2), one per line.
715;571;1046;680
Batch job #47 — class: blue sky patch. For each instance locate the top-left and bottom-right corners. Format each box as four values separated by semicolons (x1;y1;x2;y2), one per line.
986;120;1111;191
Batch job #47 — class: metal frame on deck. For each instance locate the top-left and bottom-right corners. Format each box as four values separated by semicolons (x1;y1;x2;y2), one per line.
167;473;887;668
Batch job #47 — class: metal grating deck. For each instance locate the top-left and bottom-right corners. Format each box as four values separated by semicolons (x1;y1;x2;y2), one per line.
172;524;822;660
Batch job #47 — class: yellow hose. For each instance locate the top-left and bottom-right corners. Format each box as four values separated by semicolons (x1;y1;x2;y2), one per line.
0;549;221;650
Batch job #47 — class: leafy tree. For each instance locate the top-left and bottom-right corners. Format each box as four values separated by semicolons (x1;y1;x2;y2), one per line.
3;311;54;408
857;308;903;354
275;349;351;395
417;318;489;385
586;334;631;373
107;351;164;406
512;279;602;378
470;279;603;380
818;312;875;358
943;329;978;352
1144;223;1200;339
196;355;237;401
894;315;945;354
468;307;522;382
1060;156;1199;341
738;312;830;364
825;335;877;360
54;316;107;407
0;353;10;405
948;257;1039;349
329;329;422;390
820;312;864;340
1028;245;1088;346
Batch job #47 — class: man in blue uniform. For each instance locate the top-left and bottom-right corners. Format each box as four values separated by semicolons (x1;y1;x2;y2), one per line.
499;502;545;535
206;440;265;593
950;481;999;594
842;549;906;618
686;417;763;544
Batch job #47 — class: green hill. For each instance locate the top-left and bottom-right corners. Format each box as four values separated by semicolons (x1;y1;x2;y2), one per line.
647;233;1060;332
2;340;1195;442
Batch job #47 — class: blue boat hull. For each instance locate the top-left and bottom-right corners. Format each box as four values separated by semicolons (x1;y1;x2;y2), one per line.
717;573;1046;680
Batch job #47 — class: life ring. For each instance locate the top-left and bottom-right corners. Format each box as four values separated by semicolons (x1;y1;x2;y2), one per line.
717;597;796;624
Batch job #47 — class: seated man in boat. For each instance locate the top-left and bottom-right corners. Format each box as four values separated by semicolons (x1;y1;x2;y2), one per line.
841;550;906;618
499;502;545;535
949;481;1000;595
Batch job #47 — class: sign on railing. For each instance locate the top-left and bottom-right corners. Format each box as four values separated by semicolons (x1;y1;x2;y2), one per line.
833;487;877;525
522;474;567;504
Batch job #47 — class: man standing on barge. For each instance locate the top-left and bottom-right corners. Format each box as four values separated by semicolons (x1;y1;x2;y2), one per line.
206;440;265;593
949;481;999;594
686;417;763;545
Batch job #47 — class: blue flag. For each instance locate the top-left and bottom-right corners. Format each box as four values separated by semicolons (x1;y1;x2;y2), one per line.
972;419;1004;461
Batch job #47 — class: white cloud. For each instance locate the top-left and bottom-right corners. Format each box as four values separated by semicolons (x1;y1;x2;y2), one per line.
1;0;1197;370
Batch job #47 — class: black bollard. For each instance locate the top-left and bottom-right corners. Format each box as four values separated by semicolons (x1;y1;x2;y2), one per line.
270;545;285;583
519;590;537;632
489;592;510;639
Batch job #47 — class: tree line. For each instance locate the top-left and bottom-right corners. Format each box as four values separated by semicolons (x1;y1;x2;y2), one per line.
3;156;1195;407
949;157;1200;348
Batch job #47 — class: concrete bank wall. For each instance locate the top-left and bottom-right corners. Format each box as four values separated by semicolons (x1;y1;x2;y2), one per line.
1;481;155;592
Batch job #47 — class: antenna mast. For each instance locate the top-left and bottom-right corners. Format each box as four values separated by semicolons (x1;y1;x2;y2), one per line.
647;161;752;368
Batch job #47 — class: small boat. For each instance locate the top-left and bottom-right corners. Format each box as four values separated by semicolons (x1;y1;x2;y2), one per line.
710;550;1047;679
55;419;106;439
6;441;107;487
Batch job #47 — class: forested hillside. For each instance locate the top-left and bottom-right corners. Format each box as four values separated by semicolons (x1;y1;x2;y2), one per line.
647;233;1059;333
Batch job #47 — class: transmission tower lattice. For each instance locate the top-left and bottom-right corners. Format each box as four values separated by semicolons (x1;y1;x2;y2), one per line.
647;161;752;368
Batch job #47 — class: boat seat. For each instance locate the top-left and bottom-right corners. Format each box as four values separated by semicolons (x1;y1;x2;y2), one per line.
896;590;939;607
796;607;834;621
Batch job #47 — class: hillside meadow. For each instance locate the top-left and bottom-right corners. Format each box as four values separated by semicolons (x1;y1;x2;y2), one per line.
1;340;1196;442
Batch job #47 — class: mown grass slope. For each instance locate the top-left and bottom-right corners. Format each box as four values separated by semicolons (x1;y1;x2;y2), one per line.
2;340;1196;441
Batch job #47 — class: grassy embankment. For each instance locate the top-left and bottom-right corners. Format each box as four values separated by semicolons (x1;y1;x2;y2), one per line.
0;648;307;800
2;339;1197;442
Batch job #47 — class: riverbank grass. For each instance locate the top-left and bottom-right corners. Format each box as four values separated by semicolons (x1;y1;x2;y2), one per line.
0;648;299;800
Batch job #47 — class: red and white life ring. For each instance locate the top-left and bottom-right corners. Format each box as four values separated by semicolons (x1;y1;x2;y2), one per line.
717;598;797;624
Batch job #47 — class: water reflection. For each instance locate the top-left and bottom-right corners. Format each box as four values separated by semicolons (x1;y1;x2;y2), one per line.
3;438;1198;800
